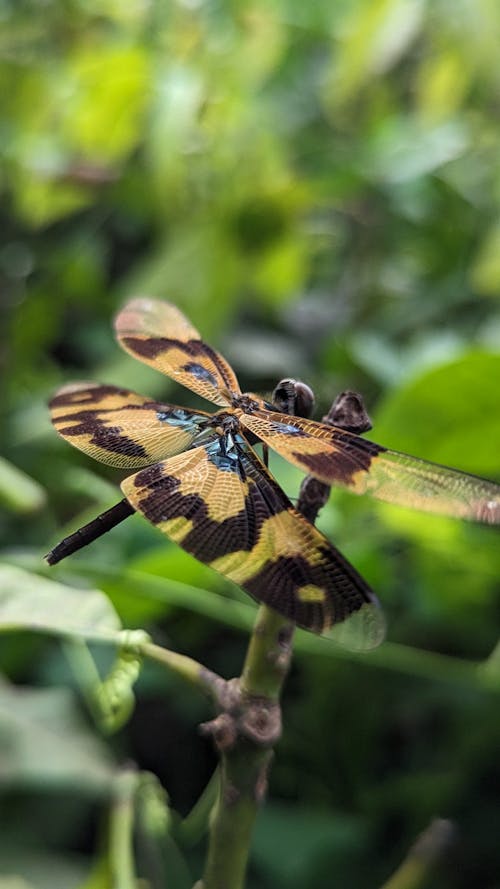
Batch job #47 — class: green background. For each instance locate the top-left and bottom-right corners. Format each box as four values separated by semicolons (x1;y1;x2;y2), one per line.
1;1;500;886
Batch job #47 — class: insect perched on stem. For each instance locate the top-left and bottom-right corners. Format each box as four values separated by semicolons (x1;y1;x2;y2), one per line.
47;299;500;650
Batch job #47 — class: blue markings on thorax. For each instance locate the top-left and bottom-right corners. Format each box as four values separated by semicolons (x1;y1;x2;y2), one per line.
272;420;306;436
204;434;242;474
182;362;218;386
156;407;200;429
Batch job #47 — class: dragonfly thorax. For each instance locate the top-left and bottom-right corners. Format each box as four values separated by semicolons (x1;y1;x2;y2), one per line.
230;392;265;413
209;410;242;438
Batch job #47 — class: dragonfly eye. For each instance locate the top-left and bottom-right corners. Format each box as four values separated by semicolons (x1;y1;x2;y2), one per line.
272;379;315;419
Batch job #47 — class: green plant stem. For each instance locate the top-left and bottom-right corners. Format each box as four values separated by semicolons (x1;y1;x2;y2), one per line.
177;768;221;846
108;769;140;889
141;640;224;704
201;603;293;889
241;606;294;697
202;742;274;889
380;818;454;889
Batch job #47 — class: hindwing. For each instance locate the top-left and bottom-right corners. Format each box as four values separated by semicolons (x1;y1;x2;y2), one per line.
120;435;385;650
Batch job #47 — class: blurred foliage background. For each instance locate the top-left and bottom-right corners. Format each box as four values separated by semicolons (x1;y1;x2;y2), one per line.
1;0;500;886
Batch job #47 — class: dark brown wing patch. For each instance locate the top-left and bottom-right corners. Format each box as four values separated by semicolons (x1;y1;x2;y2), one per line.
240;409;500;524
114;297;241;406
49;382;209;468
121;436;385;649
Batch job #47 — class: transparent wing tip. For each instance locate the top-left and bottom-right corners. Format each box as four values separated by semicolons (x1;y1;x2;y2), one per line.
322;602;386;652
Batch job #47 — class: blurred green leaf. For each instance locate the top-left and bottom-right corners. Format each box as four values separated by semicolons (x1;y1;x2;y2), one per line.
324;0;425;108
471;219;500;296
363;116;469;183
0;458;46;514
129;543;228;593
64;45;150;162
416;48;472;120
0;565;122;640
373;351;500;473
89;564;255;632
0;680;115;791
0;852;88;889
252;803;366;888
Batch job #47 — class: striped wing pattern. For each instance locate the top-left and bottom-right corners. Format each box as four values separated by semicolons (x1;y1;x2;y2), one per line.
49;382;209;469
48;297;500;647
120;435;385;649
114;297;241;407
239;409;500;524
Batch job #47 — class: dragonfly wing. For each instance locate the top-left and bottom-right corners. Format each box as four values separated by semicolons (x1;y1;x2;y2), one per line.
49;382;209;468
115;297;241;407
357;448;500;523
240;409;500;524
121;436;385;650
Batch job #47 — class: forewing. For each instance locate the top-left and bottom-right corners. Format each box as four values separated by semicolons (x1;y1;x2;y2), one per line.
114;297;241;407
120;437;384;650
240;409;500;524
49;382;209;468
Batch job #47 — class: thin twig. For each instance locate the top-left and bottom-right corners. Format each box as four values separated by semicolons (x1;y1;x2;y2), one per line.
108;768;141;889
380;818;455;889
141;641;226;706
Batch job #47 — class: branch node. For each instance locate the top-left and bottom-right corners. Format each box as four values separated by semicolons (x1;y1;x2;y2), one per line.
239;700;282;746
224;783;241;806
216;676;241;711
200;713;238;752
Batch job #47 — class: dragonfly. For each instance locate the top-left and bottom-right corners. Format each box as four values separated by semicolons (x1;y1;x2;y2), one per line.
47;298;500;650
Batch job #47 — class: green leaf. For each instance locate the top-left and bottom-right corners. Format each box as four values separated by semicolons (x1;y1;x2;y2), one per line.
0;680;115;791
416;48;471;120
64;45;150;162
93;565;255;632
325;0;425;107
0;565;122;641
471;218;500;296
363;116;469;183
252;803;366;888
0;850;88;889
0;457;46;513
372;351;500;474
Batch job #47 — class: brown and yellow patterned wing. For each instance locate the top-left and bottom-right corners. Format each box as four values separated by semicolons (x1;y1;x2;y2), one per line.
114;298;241;407
240;409;500;524
120;434;385;650
49;382;210;468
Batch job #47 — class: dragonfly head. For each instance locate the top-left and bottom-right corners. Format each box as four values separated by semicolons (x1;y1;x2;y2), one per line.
272;379;315;419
